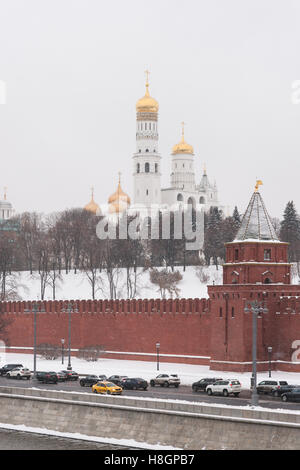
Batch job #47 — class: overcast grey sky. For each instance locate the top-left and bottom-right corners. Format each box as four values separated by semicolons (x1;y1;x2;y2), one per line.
0;0;300;218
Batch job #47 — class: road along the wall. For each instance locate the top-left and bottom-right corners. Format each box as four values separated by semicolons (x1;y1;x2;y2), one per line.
0;386;299;450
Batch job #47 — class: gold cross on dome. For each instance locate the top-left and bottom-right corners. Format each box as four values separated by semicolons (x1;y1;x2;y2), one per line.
3;186;7;200
145;70;150;86
91;186;94;199
118;171;122;184
181;121;185;139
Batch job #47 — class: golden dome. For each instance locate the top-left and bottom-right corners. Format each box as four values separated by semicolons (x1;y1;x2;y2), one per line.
84;188;100;215
172;122;194;155
108;174;131;214
136;71;159;113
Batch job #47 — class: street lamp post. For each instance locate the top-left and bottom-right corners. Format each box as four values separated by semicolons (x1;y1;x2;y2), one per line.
156;342;160;371
33;302;38;377
268;346;273;378
244;300;268;406
31;302;45;378
61;339;65;365
62;302;78;371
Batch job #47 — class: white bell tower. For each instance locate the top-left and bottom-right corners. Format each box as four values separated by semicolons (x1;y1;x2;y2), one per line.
133;71;161;208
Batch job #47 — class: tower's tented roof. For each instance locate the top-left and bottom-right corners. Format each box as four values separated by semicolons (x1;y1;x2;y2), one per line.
234;191;279;241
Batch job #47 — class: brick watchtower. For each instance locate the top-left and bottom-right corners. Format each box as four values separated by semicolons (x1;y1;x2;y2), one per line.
208;184;300;372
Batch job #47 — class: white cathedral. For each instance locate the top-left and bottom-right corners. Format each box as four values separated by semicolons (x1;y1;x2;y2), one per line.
132;74;220;213
85;74;222;217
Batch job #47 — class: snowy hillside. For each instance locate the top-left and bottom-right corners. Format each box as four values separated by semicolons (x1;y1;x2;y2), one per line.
13;266;223;301
9;263;300;302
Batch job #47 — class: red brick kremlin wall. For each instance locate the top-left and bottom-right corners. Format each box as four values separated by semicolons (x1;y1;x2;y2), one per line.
0;298;212;365
1;293;300;371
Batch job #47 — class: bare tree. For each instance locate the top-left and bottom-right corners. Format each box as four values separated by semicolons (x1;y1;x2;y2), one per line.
149;268;183;299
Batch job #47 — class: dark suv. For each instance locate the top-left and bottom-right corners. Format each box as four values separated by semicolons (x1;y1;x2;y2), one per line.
60;370;79;381
36;371;58;384
108;375;128;386
192;378;223;393
257;380;288;395
80;375;99;387
271;384;300;397
0;364;23;376
120;378;148;391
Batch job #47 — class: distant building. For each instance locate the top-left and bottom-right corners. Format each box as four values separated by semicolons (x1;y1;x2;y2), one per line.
0;189;14;221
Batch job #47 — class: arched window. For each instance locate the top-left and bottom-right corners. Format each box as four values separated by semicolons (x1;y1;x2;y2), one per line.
177;193;183;202
264;278;272;284
145;162;150;173
145;123;147;130
137;163;140;173
187;197;195;208
145;149;149;152
199;196;205;204
155;163;158;173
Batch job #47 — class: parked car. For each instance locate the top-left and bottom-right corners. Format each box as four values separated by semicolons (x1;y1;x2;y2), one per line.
108;375;128;386
56;371;68;382
60;370;79;381
80;375;100;387
206;379;242;397
92;381;123;395
120;377;148;391
256;380;288;395
98;375;107;381
271;384;300;397
281;387;300;402
150;374;180;388
0;364;23;376
6;367;31;380
192;378;223;393
36;371;58;384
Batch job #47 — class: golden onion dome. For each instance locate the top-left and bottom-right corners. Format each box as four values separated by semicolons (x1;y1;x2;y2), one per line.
108;175;131;214
172;122;194;155
136;72;159;113
84;188;101;215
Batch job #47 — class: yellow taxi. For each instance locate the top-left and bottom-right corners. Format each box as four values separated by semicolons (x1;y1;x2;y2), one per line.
92;380;123;395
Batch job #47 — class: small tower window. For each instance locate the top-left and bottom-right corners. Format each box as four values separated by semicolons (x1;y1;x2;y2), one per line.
155;163;158;173
145;149;149;153
146;189;149;195
149;123;151;130
137;163;140;173
264;249;271;261
145;162;150;173
145;123;147;130
234;249;239;261
231;307;235;318
219;307;223;318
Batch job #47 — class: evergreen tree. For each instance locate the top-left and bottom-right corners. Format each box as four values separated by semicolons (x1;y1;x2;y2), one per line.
203;207;223;268
280;201;300;262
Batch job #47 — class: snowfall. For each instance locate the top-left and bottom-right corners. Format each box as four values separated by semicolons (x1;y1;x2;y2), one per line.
1;265;300;448
1;351;300;449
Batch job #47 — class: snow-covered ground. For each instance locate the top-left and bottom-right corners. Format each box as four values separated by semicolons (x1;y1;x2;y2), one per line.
2;352;300;391
14;265;223;301
9;263;300;302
